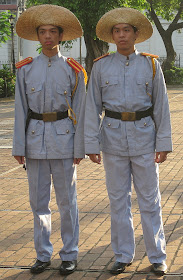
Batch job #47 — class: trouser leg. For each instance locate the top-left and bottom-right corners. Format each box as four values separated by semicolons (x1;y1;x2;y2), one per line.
131;153;166;264
103;152;135;263
26;159;53;262
50;159;79;261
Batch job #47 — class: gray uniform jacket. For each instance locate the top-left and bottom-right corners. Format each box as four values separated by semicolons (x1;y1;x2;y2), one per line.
13;51;86;159
85;50;172;157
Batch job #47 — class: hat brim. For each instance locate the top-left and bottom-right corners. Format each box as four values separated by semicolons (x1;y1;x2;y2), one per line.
96;7;153;44
16;4;83;41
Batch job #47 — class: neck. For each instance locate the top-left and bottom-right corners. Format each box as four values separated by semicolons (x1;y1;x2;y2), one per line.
42;45;60;57
117;47;135;57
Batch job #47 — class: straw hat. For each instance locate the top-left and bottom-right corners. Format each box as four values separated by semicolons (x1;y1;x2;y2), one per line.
96;7;153;44
16;4;83;41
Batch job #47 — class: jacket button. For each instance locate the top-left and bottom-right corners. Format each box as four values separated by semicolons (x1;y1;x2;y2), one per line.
31;87;35;92
32;130;35;134
108;123;111;127
106;81;109;84
144;123;147;126
64;91;67;95
66;129;69;133
48;63;51;67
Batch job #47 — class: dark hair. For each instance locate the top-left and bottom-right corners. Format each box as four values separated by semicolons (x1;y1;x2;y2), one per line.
132;26;138;33
112;24;138;33
36;26;63;35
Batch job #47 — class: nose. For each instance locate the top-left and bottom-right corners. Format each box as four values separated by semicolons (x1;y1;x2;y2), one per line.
45;31;51;38
119;30;125;37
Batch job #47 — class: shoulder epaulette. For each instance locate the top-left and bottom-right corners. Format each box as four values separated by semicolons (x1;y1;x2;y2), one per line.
67;58;87;85
15;57;33;69
141;52;159;59
141;53;159;80
93;53;110;62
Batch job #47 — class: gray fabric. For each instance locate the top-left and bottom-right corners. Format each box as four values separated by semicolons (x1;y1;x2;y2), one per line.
13;51;86;159
85;50;172;156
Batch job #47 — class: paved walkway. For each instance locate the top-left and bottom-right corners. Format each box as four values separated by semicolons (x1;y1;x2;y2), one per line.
0;86;183;279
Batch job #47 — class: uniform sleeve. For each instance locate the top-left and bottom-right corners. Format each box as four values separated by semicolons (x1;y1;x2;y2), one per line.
84;62;103;154
72;70;86;158
152;61;172;152
12;69;29;156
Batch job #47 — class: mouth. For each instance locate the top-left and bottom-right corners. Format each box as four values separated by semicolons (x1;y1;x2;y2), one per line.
45;41;52;45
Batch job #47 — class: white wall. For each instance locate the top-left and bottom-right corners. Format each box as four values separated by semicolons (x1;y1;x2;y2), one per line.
0;42;9;67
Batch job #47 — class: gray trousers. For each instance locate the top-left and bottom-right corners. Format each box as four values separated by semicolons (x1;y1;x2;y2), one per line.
103;152;166;264
26;158;79;262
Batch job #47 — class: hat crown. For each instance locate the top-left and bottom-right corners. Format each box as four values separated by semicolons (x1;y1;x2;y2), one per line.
96;7;153;44
16;4;83;41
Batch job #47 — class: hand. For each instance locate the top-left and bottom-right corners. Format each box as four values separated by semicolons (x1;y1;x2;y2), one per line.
14;156;25;164
74;158;83;165
155;151;169;163
89;154;101;164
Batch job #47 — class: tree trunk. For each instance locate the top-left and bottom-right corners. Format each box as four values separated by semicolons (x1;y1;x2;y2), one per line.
160;31;176;71
147;0;183;70
84;34;109;81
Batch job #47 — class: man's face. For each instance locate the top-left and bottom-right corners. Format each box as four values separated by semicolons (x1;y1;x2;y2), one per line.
37;25;63;51
112;23;139;55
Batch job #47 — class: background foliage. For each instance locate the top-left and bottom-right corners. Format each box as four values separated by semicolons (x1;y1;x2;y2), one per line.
0;66;16;98
0;11;12;46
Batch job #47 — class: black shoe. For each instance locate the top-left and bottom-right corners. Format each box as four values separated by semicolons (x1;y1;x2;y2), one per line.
110;261;132;275
30;259;51;274
59;260;77;275
152;263;167;275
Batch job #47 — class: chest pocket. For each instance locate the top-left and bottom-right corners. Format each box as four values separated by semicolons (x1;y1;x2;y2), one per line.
56;83;71;97
101;76;118;88
26;83;42;95
136;77;153;100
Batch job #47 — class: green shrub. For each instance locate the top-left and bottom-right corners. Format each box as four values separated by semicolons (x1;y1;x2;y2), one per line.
164;66;183;85
0;65;16;98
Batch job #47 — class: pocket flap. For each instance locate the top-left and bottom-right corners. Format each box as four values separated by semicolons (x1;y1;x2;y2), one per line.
26;83;42;94
102;117;120;128
101;76;118;87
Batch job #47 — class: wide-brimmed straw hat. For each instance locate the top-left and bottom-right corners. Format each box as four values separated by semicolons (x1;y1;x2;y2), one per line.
96;7;153;44
16;4;83;41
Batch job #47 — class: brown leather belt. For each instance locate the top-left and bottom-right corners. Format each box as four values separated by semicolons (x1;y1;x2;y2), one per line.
105;107;153;121
29;109;68;122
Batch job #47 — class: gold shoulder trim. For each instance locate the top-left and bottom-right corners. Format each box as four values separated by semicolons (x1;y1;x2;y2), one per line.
93;53;110;62
15;57;33;69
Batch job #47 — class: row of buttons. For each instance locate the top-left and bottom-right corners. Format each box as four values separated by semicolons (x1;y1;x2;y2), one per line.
31;129;70;134
107;122;147;126
31;88;68;94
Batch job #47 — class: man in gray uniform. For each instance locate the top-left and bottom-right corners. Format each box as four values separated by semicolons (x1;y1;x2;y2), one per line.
85;7;172;275
13;4;86;275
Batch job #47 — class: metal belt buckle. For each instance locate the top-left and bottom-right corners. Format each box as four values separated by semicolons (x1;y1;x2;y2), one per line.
121;112;136;121
42;112;57;122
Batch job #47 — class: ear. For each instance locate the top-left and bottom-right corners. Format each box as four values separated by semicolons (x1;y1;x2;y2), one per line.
135;30;139;40
59;32;63;42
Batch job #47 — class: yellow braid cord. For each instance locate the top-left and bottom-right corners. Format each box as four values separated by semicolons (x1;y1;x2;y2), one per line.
151;57;156;79
65;98;77;125
72;72;78;98
82;68;88;85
